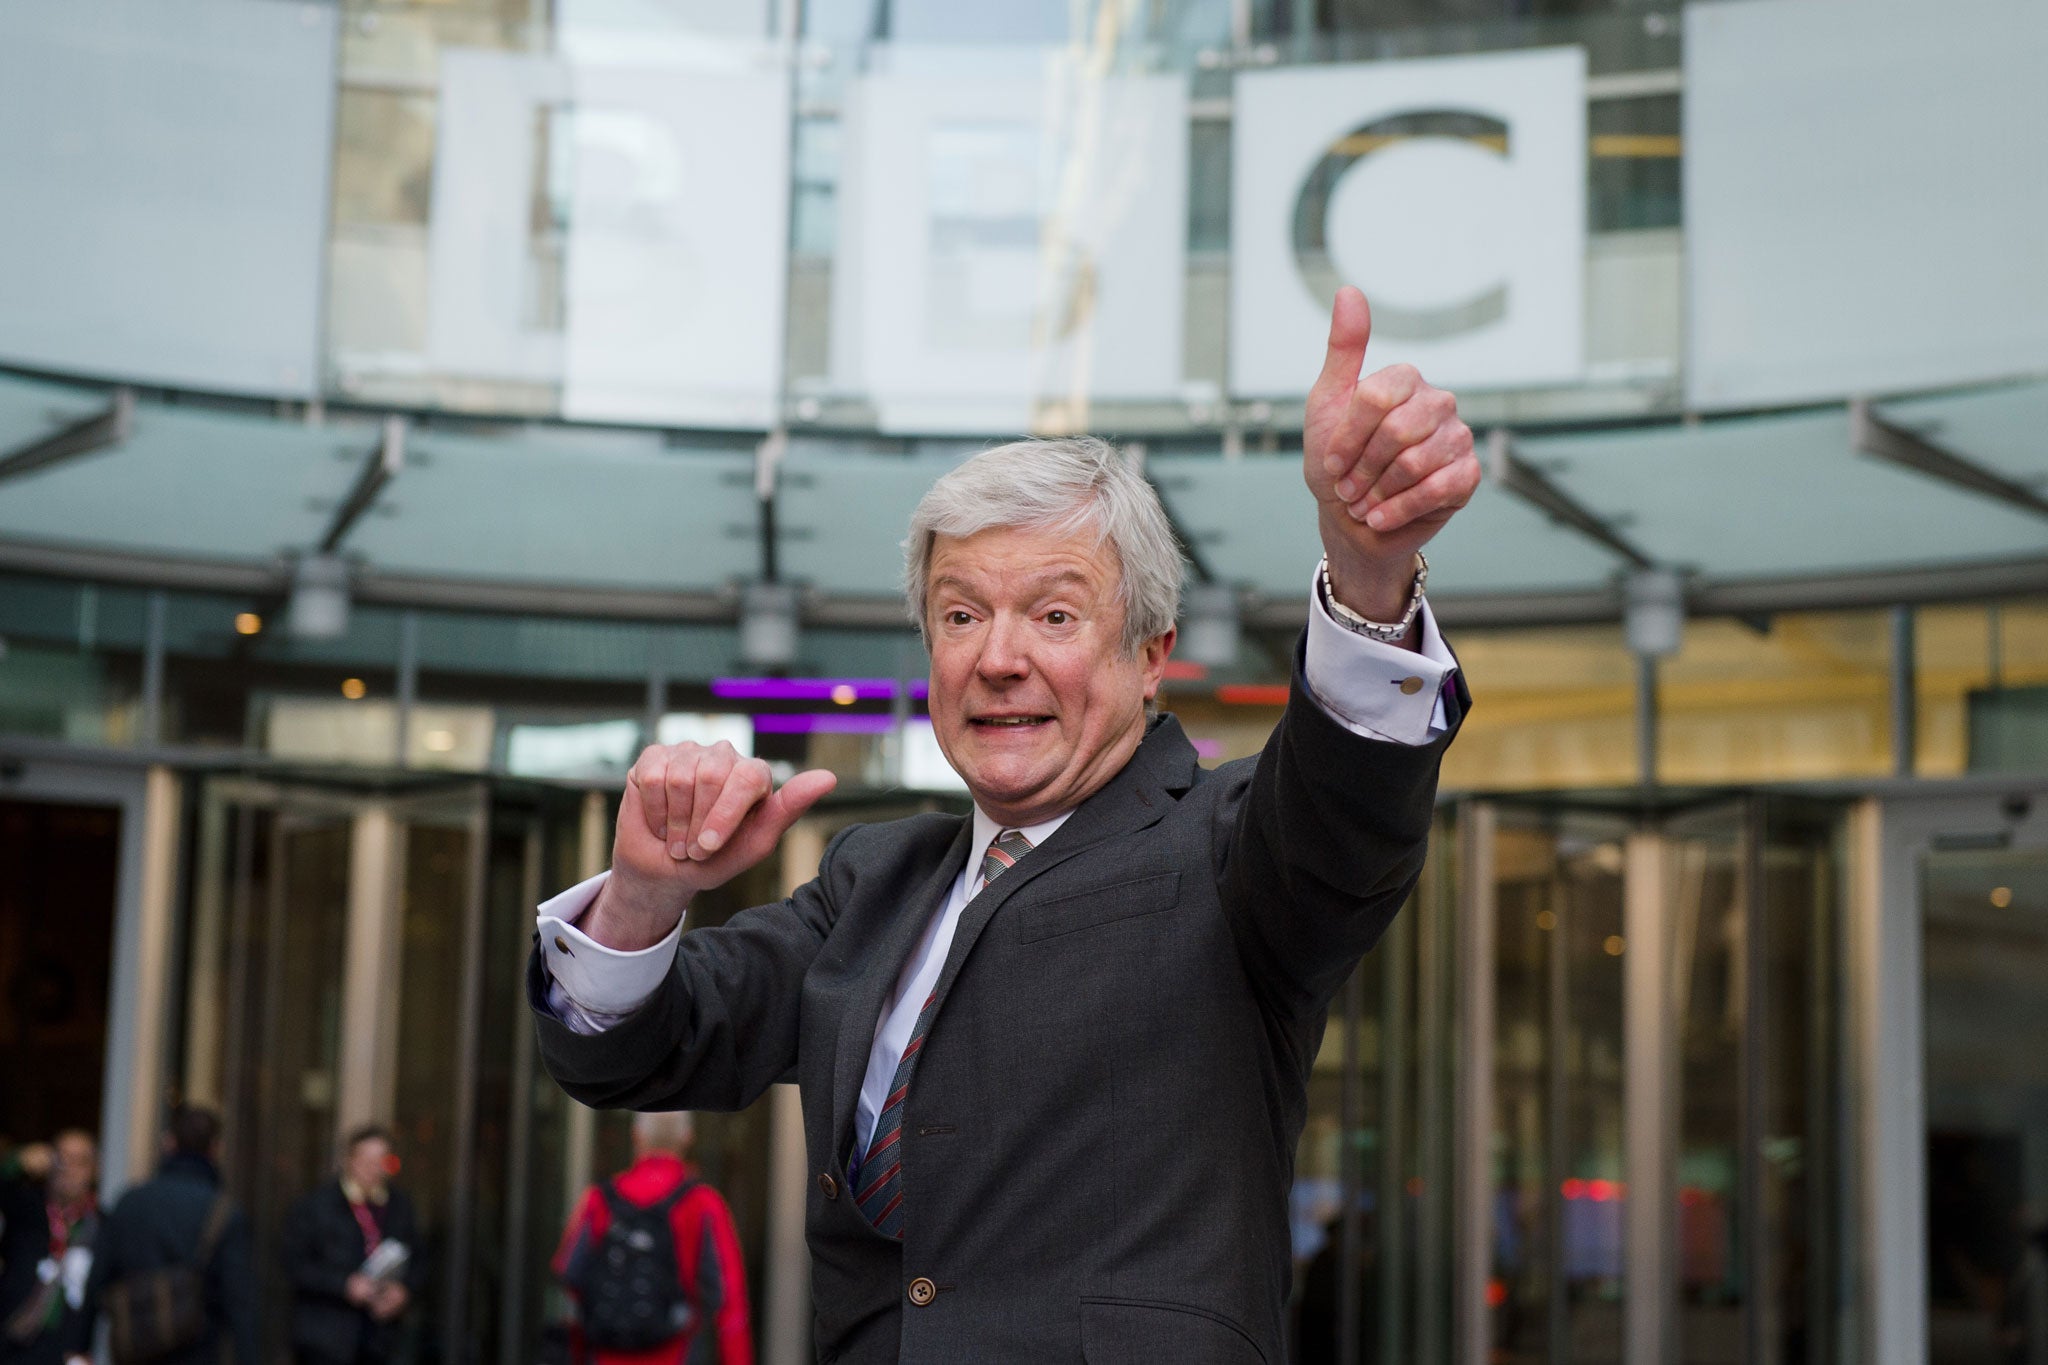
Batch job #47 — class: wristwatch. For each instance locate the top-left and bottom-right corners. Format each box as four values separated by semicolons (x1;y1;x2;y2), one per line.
1318;553;1428;643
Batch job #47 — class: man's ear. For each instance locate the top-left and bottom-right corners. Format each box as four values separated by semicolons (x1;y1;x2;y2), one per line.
1141;627;1177;700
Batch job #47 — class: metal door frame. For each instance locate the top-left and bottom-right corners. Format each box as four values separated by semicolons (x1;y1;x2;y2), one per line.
0;748;168;1203
1856;786;2048;1365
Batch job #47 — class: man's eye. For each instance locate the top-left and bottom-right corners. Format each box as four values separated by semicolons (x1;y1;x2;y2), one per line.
1046;610;1071;625
946;611;974;626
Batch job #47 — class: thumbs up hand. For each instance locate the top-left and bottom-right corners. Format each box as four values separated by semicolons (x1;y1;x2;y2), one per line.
1303;287;1479;625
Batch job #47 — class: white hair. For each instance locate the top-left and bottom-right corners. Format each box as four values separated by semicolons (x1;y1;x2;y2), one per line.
903;437;1185;657
633;1110;695;1153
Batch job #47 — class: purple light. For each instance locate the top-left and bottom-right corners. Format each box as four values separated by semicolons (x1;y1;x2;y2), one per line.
713;677;928;702
751;713;901;735
1191;738;1225;759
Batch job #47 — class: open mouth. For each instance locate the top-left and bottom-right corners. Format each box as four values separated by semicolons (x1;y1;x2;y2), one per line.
970;715;1052;729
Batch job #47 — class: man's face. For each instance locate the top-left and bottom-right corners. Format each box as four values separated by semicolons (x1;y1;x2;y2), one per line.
926;524;1173;828
52;1135;95;1204
346;1138;392;1194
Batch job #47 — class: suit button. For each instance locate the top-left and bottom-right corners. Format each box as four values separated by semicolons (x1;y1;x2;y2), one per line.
553;935;571;953
1399;676;1425;695
818;1173;838;1200
907;1277;936;1307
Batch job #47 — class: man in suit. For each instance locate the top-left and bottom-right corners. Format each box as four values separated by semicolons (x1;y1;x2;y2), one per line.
282;1124;424;1365
529;287;1477;1363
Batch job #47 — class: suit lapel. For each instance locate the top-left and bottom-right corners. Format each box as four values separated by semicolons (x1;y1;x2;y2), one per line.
829;816;975;1163
926;714;1199;1007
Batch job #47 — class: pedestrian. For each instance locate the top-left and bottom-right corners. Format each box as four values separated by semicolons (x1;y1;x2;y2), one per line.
81;1105;257;1365
1;1130;97;1364
282;1124;422;1365
554;1112;751;1365
0;1152;50;1365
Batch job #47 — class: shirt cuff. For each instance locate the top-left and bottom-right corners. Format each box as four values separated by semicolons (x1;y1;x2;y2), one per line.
536;870;683;1029
1303;564;1457;746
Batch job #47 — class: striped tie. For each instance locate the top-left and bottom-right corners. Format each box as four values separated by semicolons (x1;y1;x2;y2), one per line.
851;828;1034;1239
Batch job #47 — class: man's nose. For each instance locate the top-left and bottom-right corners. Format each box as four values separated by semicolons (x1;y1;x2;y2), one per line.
974;615;1029;680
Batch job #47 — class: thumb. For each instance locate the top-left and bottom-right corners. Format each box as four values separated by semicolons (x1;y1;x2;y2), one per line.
1308;286;1373;414
755;768;839;842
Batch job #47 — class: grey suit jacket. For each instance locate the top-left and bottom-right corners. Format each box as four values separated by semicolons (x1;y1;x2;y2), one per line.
530;645;1465;1363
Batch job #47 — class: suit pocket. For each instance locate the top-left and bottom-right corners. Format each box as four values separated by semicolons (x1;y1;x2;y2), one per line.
1079;1297;1267;1364
1013;872;1181;944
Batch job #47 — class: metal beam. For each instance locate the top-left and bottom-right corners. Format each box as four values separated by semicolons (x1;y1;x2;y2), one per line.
1489;429;1657;569
3;533;2048;634
1852;399;2048;523
319;416;405;554
0;388;134;485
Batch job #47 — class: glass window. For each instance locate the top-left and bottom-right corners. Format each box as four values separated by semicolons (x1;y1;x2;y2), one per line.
1917;600;2048;777
1488;808;1630;1365
1659;612;1894;786
1438;625;1639;792
1922;845;2048;1364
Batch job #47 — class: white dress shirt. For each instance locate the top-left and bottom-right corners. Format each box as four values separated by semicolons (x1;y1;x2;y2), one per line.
536;569;1458;1152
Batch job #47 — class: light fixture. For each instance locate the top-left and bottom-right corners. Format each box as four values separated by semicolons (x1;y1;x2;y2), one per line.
1181;583;1241;669
1603;934;1626;957
423;729;456;753
751;713;896;735
739;581;799;669
340;677;367;700
1992;886;2014;908
830;684;857;706
1536;910;1558;931
289;554;351;640
234;612;262;636
1624;568;1684;658
712;677;926;702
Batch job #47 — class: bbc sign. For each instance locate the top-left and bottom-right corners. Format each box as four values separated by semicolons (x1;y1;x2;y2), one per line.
1231;47;1587;396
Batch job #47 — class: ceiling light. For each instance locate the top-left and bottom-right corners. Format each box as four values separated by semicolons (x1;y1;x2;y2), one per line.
290;554;351;640
234;612;262;636
1624;568;1684;658
740;581;799;669
341;677;367;700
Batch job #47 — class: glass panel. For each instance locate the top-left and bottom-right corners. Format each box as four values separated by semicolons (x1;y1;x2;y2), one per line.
1759;799;1847;1365
1914;602;2048;779
1922;844;2048;1365
1665;810;1745;1365
1289;954;1389;1363
390;794;484;1363
206;789;354;1359
1489;808;1630;1365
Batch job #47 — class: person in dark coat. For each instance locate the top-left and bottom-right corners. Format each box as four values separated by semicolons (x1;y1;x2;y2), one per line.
80;1105;258;1365
2;1130;99;1365
282;1124;423;1365
0;1156;52;1364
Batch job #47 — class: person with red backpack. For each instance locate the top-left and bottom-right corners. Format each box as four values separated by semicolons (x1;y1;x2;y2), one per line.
554;1112;751;1365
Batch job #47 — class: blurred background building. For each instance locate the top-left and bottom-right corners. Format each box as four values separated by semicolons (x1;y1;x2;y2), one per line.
0;0;2044;1362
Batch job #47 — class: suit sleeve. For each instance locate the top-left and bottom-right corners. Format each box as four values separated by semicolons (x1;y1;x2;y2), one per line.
529;825;861;1113
74;1200;117;1353
282;1192;351;1302
1217;633;1466;1023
